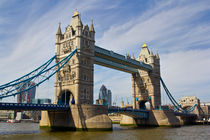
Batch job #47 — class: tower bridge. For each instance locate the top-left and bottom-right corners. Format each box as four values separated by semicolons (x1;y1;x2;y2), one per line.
0;9;197;130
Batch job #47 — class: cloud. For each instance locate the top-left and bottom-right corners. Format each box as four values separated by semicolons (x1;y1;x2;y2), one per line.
161;48;210;101
97;1;210;53
95;0;210;103
1;0;210;105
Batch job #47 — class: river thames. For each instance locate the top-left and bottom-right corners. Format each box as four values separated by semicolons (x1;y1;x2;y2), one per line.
0;122;209;140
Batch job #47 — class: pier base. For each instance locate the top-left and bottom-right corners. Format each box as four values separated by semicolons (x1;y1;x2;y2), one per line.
120;110;180;127
40;104;112;130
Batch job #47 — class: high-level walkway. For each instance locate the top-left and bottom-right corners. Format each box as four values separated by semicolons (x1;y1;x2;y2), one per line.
94;46;152;73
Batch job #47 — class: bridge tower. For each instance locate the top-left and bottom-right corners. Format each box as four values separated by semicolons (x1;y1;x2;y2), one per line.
40;10;112;130
132;43;161;109
179;96;203;119
54;9;95;105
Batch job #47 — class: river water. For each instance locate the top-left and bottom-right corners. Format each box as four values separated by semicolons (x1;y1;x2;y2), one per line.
0;122;209;140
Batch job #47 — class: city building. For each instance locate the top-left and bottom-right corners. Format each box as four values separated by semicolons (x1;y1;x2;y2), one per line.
0;110;15;120
17;82;36;103
200;102;210;120
96;85;112;106
32;98;51;104
107;90;112;107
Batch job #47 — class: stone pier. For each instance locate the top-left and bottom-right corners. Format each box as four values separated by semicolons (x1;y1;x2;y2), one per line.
40;104;112;130
120;110;181;127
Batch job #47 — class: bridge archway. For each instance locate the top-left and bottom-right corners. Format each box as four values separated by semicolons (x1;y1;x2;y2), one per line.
57;90;75;105
183;106;192;110
138;100;146;110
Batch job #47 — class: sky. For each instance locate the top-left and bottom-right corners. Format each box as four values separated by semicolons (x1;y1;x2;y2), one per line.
0;0;210;105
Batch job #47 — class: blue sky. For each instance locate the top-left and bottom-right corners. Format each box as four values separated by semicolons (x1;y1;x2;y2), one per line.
1;0;210;105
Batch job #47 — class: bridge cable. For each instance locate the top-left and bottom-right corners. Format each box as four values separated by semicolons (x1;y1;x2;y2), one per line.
0;48;77;99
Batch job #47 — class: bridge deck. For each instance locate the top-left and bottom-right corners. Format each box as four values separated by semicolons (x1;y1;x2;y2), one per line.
174;111;197;117
0;103;69;111
108;107;149;119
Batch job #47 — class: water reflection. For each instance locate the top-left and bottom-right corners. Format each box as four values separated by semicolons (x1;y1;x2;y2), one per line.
0;123;209;140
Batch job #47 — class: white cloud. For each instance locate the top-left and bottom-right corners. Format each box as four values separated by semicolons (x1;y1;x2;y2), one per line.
161;48;210;101
1;0;210;105
97;1;210;53
95;0;210;103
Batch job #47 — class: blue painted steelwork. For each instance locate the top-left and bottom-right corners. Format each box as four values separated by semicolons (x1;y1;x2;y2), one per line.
0;102;69;111
174;111;197;117
94;46;152;72
0;55;56;89
160;77;197;113
108;107;149;119
94;56;138;73
0;48;77;99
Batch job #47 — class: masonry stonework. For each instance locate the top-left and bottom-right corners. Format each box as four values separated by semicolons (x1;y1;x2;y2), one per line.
132;44;161;109
54;10;95;105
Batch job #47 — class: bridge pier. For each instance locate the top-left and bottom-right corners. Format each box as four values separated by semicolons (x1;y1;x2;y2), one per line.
120;110;181;127
40;104;112;130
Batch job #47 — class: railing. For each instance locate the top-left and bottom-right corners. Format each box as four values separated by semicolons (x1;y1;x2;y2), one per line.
108;107;149;119
0;102;70;111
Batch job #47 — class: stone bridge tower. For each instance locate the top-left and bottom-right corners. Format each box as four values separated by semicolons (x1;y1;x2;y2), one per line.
132;43;161;109
54;9;95;105
179;96;203;119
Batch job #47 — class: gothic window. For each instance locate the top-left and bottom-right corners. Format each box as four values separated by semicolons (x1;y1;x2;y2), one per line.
65;74;69;81
71;71;76;78
145;58;148;63
85;31;88;36
72;30;75;36
86;93;89;99
72;59;75;64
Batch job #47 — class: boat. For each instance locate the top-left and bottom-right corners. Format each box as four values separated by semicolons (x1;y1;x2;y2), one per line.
6;119;20;123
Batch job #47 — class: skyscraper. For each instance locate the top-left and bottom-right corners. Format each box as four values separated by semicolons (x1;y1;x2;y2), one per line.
96;85;112;106
107;90;112;107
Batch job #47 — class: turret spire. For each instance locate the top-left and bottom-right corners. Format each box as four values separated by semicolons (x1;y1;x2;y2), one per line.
90;19;95;32
142;43;148;48
155;50;160;59
56;22;62;35
73;8;79;17
77;14;83;27
150;47;154;56
131;53;135;59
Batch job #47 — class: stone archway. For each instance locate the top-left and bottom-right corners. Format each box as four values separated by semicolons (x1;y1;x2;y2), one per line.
57;90;75;105
138;100;147;110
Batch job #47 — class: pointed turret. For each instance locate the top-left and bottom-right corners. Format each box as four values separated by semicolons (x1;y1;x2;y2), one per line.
155;51;160;60
56;22;62;35
72;8;79;17
142;43;147;48
90;19;95;32
56;22;62;44
149;47;154;64
70;9;82;30
138;43;150;62
131;53;135;59
149;47;154;56
77;14;83;27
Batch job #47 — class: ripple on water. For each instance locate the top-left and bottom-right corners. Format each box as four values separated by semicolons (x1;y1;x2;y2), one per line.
0;122;210;140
